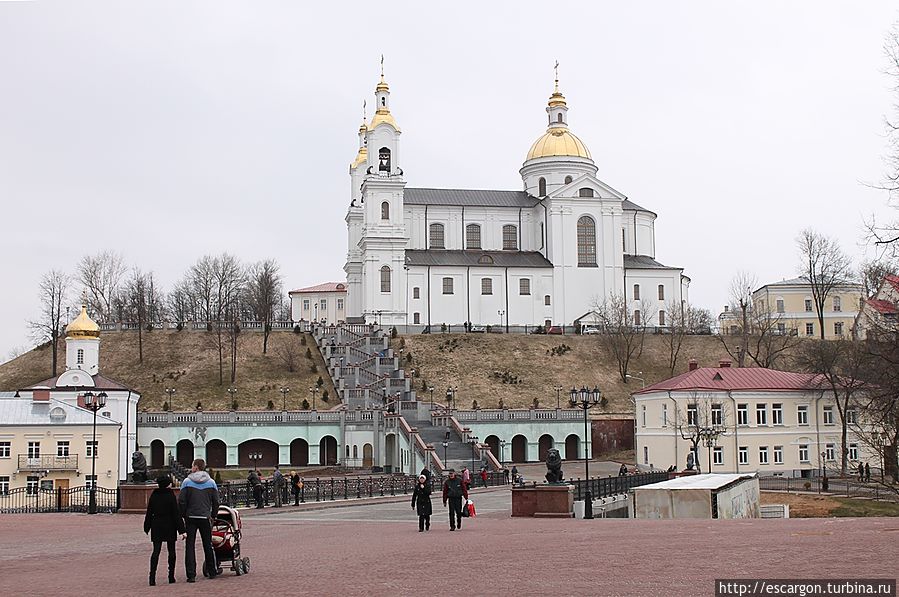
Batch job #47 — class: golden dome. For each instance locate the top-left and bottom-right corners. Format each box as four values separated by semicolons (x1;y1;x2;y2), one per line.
526;127;591;160
351;146;368;169
375;74;389;92
66;305;100;339
369;110;400;131
548;90;567;108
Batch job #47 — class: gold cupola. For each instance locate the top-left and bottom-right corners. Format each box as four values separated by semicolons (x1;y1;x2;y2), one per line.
369;57;401;131
526;65;591;161
351;115;369;170
66;305;100;339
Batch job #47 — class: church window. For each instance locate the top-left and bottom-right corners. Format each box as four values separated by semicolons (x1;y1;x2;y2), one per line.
557;113;563;123
634;310;642;326
520;279;531;295
576;216;597;267
442;277;454;295
502;225;518;250
466;224;481;249
658;285;665;301
578;188;594;197
545;295;551;306
481;278;493;295
833;296;841;312
76;349;84;365
380;266;391;293
381;201;390;220
659;310;666;326
413;287;420;299
564;175;573;185
633;284;640;300
413;312;420;324
378;147;391;172
477;255;494;264
622;229;626;252
429;223;445;249
538;177;546;197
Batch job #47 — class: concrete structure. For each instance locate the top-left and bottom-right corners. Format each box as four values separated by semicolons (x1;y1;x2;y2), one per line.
289;282;347;325
633;362;878;477
632;473;760;519
12;306;139;481
0;390;120;494
719;276;863;339
344;68;690;329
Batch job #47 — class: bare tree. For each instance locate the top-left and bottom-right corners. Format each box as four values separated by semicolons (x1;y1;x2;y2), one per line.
274;335;303;372
591;293;653;383
860;259;898;299
123;269;164;364
662;300;689;376
745;301;801;369
166;279;194;327
77;251;127;323
246;259;283;354
676;392;728;474
717;271;757;367
797;229;853;340
29;270;70;377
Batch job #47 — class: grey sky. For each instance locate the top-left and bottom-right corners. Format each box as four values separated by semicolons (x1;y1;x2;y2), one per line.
1;1;897;361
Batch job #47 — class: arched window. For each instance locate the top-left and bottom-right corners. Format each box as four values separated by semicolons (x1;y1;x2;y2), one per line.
578;188;594;197
557;113;563;123
658;285;665;300
634;310;642;326
466;224;481;249
633;284;641;300
481;278;493;295
503;224;518;250
429;223;445;248
577;216;597;266
380;265;391;293
378;147;391;172
381;201;390;220
564;175;573;185
659;310;666;326
538;177;546;196
833;296;842;312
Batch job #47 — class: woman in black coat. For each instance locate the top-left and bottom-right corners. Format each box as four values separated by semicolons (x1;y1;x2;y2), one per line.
143;475;186;585
411;474;432;532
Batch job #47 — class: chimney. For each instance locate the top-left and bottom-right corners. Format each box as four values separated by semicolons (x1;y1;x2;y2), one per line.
32;387;50;402
688;359;699;371
718;359;732;368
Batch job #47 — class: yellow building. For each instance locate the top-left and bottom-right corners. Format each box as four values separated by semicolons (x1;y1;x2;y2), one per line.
0;389;120;498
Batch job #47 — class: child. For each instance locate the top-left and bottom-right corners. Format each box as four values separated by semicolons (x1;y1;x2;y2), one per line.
411;474;432;531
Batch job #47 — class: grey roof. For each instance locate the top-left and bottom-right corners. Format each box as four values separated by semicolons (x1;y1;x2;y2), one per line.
622;199;654;214
759;276;861;290
0;396;119;426
624;254;681;270
405;250;553;268
404;188;539;208
25;373;132;392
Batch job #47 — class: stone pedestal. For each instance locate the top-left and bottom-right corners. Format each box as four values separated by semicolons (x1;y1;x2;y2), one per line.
119;484;179;514
511;484;574;518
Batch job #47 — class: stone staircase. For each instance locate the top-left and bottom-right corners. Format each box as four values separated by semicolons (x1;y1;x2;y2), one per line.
414;416;483;473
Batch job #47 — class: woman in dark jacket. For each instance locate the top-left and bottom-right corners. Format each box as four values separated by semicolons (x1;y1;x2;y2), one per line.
411;474;432;532
143;475;186;585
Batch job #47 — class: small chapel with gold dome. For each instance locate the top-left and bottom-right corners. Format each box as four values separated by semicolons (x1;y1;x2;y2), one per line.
343;68;690;329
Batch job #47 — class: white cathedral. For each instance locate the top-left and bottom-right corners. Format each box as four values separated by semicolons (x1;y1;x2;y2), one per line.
343;70;690;329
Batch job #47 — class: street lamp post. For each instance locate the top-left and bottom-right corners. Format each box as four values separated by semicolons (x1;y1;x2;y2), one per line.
249;452;262;472
698;426;724;473
445;386;456;411
226;386;237;409
280;386;290;411
497;309;505;332
499;439;507;468
468;435;480;472
569;385;601;519
165;387;176;411
428;386;434;408
83;391;107;515
309;387;319;411
554;385;563;409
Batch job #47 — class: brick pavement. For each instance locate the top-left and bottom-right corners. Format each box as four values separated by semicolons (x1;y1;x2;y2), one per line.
0;489;896;596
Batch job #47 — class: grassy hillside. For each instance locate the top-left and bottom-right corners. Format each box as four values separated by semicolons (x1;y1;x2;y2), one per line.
0;330;337;411
397;334;738;413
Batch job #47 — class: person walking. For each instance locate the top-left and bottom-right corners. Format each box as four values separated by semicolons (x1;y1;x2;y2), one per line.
143;475;185;586
619;463;628;476
291;470;303;506
858;462;865;482
411;474;432;531
865;463;871;483
442;469;468;531
248;469;264;509
272;465;284;507
479;467;488;488
179;459;220;583
462;467;471;490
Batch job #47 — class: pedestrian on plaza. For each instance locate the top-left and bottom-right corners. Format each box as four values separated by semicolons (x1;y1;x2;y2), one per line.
442;469;469;531
619;463;628;476
865;463;871;483
511;465;518;481
462;467;471;490
179;459;220;583
858;462;865;482
248;469;264;509
479;467;488;488
272;465;285;507
143;475;185;586
291;470;303;506
411;474;432;532
503;467;510;483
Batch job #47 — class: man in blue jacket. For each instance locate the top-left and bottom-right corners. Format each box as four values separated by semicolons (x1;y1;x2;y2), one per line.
178;458;220;583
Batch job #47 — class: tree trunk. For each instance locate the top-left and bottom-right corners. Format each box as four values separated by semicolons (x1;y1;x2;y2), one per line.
50;330;59;377
840;417;849;478
263;324;270;355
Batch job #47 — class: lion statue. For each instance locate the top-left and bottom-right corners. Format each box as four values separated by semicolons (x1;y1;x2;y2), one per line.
545;448;564;484
131;451;148;483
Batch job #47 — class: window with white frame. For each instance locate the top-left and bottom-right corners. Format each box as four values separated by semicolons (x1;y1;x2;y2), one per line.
756;404;767;425
413;287;420;300
776;298;785;313
56;441;69;457
442;277;454;295
519;279;531;296
797;405;808;425
303;299;310;311
759;446;769;465
738;446;748;465
0;476;8;495
380;266;391;293
773;445;784;465
805;323;814;336
85;475;97;489
658;285;665;301
576;216;597;266
77;349;84;365
823;406;834;425
544;295;551;306
86;440;98;458
634;310;642;326
713;446;723;466
466;224;482;249
711;403;723;426
687;404;697;426
413;313;420;325
833;296;841;312
737;404;748;426
845;409;857;424
641;405;646;427
26;476;39;495
502;225;518;251
481;278;493;295
0;442;9;458
772;403;783;425
320;299;327;311
798;444;809;463
804;299;812;311
825;443;835;461
834;322;843;336
381;201;390;220
429;223;445;249
849;443;859;461
658;311;666;326
633;284;641;301
27;441;40;458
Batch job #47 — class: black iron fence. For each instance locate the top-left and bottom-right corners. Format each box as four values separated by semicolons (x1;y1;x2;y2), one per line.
219;471;509;507
0;486;119;514
567;472;670;502
759;476;898;501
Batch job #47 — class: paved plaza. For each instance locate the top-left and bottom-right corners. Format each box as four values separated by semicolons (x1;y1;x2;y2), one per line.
0;487;896;596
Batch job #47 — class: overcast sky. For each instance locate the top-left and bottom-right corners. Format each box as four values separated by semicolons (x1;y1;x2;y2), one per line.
1;1;897;361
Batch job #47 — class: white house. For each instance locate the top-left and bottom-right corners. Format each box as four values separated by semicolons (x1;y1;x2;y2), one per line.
343;69;690;329
289;282;347;325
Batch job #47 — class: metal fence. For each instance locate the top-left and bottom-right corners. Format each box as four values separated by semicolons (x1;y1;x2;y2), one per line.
566;472;670;502
0;486;119;514
759;476;898;501
219;472;509;507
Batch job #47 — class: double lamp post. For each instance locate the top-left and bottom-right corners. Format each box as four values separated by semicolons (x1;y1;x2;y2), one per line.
83;391;108;515
569;385;601;519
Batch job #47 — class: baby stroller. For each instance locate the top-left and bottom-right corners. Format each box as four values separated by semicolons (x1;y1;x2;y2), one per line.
211;505;250;576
